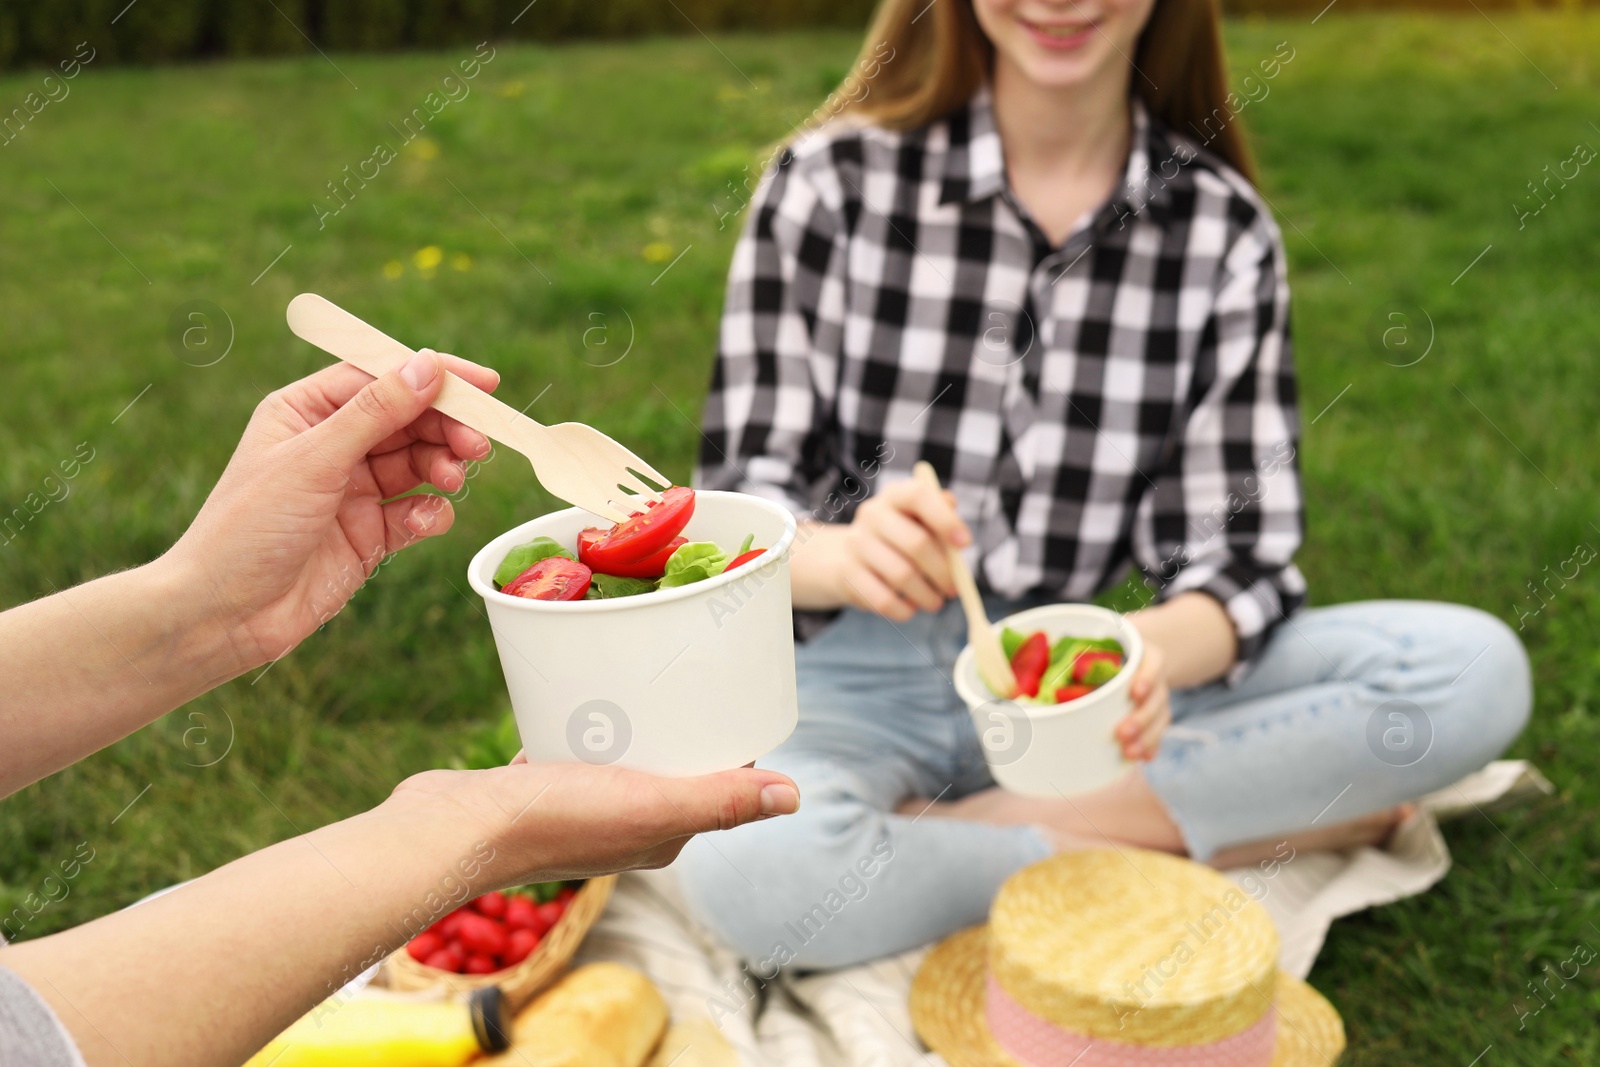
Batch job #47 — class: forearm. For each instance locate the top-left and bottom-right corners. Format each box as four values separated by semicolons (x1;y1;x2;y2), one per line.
1127;591;1238;690
787;521;848;611
2;794;494;1067
0;556;248;797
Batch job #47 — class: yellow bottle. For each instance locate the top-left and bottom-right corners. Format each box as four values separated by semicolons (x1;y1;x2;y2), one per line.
245;987;509;1067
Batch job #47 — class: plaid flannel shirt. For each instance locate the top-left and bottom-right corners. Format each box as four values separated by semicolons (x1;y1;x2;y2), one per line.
697;88;1306;663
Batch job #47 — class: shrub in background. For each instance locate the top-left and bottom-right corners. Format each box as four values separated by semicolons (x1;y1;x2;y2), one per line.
0;0;880;71
211;0;310;58
3;0;1583;72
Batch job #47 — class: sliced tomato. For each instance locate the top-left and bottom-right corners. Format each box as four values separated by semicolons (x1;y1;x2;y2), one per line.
503;557;592;601
582;486;695;571
1071;650;1123;684
1055;684;1096;704
1009;631;1050;699
724;548;766;571
579;528;686;579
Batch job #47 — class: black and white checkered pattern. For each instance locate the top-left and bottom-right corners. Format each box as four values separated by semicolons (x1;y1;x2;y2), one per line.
697;88;1306;661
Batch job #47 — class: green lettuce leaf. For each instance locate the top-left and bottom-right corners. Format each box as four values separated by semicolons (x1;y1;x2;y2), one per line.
658;541;731;588
494;536;577;588
586;573;659;599
1047;636;1091;664
1039;638;1094;695
1081;656;1123;686
1037;638;1127;694
1000;627;1029;661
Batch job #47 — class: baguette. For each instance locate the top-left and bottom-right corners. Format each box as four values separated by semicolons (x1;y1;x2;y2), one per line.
481;963;668;1067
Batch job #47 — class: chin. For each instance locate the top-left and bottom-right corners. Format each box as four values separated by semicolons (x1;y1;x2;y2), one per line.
1007;47;1113;91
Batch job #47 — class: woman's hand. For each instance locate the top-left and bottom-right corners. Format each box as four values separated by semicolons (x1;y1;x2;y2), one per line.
790;481;972;621
1115;642;1171;761
167;349;498;670
387;761;803;883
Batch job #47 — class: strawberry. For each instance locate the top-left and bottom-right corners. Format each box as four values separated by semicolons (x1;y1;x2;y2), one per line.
405;931;444;963
473;891;508;919
463;953;499;975
533;901;565;935
457;913;509;957
422;946;465;973
505;895;538;931
437;909;469;940
503;928;541;966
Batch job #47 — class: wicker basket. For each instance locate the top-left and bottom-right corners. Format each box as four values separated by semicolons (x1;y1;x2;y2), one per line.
380;875;616;1010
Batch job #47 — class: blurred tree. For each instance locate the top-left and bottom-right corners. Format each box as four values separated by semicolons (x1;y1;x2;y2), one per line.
6;0;1579;72
320;0;408;51
211;0;311;58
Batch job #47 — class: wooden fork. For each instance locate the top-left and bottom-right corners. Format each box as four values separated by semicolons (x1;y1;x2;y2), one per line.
913;461;1017;698
286;293;668;525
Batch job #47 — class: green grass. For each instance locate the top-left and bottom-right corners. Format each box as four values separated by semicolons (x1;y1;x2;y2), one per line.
1;13;1598;1064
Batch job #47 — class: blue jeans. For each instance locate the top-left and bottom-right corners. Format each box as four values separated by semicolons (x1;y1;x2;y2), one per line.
674;598;1530;970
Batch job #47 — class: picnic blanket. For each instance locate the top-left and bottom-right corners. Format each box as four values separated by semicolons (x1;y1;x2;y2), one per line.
574;760;1552;1067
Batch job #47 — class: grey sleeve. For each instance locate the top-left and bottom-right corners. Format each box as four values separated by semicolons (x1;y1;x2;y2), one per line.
0;967;87;1067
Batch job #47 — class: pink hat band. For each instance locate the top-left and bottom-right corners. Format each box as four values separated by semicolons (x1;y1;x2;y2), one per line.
985;975;1278;1067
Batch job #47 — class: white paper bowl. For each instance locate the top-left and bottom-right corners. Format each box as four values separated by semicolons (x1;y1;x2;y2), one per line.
468;491;799;776
952;603;1143;798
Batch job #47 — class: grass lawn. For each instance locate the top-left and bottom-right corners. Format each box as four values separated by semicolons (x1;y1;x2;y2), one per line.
2;11;1598;1064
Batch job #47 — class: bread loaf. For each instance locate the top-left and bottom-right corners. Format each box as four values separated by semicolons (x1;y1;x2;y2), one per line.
480;963;668;1067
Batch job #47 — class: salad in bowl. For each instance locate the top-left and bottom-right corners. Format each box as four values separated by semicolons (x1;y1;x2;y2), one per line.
468;487;799;776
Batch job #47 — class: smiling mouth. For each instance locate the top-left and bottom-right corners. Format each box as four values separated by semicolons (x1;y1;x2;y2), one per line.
1019;17;1097;47
1017;20;1094;37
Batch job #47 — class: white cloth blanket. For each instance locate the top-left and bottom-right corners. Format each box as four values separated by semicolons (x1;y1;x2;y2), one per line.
574;761;1551;1067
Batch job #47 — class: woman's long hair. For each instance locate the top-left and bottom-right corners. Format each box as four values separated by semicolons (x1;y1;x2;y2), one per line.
830;0;1257;184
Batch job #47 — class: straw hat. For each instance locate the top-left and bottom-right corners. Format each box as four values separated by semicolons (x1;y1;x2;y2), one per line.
911;850;1345;1067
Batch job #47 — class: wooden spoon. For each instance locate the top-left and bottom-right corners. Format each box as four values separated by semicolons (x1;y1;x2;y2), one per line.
912;461;1017;698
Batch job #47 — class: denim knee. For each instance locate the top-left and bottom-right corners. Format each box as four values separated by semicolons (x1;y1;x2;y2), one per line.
1435;604;1532;767
673;794;889;967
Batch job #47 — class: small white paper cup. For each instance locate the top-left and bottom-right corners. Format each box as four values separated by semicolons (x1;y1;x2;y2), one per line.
468;491;799;776
952;603;1143;798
